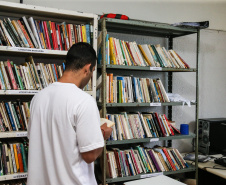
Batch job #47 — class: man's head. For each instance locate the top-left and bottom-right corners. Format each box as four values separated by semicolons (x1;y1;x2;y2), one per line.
65;42;97;88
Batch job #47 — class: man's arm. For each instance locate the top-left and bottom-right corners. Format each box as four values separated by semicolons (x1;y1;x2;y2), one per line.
81;123;112;163
81;147;103;164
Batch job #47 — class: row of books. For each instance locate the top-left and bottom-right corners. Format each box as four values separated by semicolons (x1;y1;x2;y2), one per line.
98;74;169;103
0;57;92;91
0;141;28;175
0;57;64;90
0;101;30;132
106;146;188;178
0;17;93;50
0;179;26;185
107;112;180;141
98;36;189;68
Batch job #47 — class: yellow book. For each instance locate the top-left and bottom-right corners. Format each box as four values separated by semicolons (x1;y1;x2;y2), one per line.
13;144;19;171
82;25;87;42
109;37;116;65
40;32;46;49
138;45;152;66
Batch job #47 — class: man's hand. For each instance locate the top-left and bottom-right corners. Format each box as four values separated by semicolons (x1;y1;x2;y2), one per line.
101;123;113;140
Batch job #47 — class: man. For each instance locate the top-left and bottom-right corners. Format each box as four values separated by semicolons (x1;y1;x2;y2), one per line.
27;42;112;185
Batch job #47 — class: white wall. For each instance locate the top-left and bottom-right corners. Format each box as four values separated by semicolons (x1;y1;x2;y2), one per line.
6;0;226;31
5;0;226;152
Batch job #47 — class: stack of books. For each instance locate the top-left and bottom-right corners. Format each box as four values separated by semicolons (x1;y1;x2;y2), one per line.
98;36;189;68
0;17;93;50
0;101;30;132
98;74;169;103
106;146;188;178
107;112;180;141
0;140;28;175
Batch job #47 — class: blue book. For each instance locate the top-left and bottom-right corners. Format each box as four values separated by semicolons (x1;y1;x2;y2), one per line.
62;63;65;71
126;153;134;176
33;19;43;49
132;77;138;102
105;34;109;64
51;64;58;82
5;103;16;131
146;118;157;138
97;47;102;65
85;24;90;44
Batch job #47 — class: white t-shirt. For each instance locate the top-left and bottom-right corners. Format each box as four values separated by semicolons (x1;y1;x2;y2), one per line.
27;82;104;185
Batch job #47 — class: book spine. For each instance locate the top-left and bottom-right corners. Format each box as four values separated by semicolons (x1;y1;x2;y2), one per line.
17;20;34;48
20;143;27;172
5;103;16;131
85;24;90;44
10;144;17;173
27;17;41;48
16;144;24;172
6;18;24;47
21;17;38;48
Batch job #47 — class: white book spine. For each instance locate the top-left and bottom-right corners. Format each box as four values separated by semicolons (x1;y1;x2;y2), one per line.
28;17;42;49
22;16;39;48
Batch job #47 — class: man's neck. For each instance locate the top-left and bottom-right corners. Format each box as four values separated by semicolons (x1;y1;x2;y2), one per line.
58;70;83;89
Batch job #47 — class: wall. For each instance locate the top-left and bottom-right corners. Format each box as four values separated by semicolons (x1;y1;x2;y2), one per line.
6;0;226;31
5;0;226;152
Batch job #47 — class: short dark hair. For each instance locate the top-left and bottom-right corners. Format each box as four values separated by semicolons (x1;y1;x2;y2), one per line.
65;42;97;71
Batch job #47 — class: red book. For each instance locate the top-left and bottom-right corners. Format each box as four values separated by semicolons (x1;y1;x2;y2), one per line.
80;25;83;42
125;42;136;65
6;60;17;90
113;149;122;177
16;144;24;172
43;21;51;49
73;25;78;43
163;114;175;135
162;148;177;171
155;112;167;137
176;52;190;68
57;24;63;50
17;20;34;48
67;24;72;47
106;153;112;178
51;22;58;50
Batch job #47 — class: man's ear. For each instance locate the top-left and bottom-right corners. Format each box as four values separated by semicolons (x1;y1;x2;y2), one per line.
84;64;92;74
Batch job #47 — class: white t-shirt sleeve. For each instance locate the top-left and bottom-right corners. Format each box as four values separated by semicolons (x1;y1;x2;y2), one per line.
75;97;104;153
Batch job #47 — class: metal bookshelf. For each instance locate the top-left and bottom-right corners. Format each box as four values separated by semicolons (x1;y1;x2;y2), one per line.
0;172;27;181
0;131;27;138
99;17;201;185
106;164;195;183
0;90;94;96
106;133;196;145
97;64;197;72
98;102;196;107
